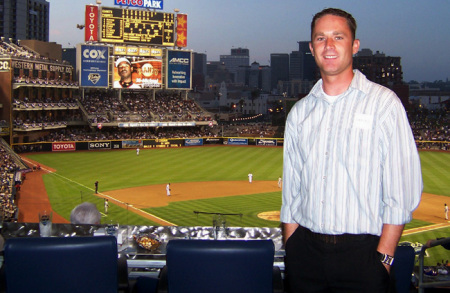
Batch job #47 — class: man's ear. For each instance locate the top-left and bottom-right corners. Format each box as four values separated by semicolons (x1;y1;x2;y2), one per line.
309;42;315;57
352;39;360;55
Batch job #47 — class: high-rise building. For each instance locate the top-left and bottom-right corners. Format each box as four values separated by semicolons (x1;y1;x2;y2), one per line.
353;49;403;86
220;48;250;82
353;48;408;107
270;54;289;91
290;41;317;82
1;0;50;42
297;41;317;81
289;51;302;81
193;52;207;90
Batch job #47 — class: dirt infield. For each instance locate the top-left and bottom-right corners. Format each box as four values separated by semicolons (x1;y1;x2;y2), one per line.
16;159;450;227
106;181;280;208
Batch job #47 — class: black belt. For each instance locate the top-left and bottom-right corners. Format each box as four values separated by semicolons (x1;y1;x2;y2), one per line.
299;225;378;245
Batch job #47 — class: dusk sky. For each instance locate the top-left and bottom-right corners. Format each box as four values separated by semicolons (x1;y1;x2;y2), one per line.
49;0;449;83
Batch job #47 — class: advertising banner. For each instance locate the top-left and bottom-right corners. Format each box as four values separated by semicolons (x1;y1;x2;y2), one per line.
185;138;203;146
114;0;163;10
118;122;196;127
256;139;277;146
143;139;184;148
80;45;109;87
85;5;98;42
226;138;249;145
88;141;112;150
52;142;76;152
204;138;223;145
166;50;192;90
0;59;10;72
122;140;143;148
113;57;162;89
176;14;187;47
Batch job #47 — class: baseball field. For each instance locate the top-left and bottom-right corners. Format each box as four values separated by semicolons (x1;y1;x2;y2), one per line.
17;146;450;266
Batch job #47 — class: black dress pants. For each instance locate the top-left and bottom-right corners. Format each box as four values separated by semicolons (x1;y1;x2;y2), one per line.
285;226;390;293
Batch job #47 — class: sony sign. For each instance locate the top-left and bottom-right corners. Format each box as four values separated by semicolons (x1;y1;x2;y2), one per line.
89;142;111;150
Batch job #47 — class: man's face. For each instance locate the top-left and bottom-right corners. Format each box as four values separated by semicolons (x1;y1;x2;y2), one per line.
309;14;360;78
117;62;132;81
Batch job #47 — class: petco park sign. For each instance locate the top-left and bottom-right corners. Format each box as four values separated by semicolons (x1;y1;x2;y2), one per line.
114;0;163;9
52;142;76;152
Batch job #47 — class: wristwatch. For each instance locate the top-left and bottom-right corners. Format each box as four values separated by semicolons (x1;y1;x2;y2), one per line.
377;252;394;266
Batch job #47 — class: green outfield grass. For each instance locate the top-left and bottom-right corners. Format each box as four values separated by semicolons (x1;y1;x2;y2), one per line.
27;147;449;265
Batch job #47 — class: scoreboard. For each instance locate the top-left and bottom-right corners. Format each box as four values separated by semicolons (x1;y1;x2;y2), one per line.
100;7;175;46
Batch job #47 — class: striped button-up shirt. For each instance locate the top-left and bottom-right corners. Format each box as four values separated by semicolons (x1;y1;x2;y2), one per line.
281;70;423;236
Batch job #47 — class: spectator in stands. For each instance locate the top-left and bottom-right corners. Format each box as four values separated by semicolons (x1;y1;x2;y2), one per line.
70;202;101;225
114;58;140;89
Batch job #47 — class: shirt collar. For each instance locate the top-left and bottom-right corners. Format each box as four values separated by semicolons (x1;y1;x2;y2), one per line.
311;69;368;101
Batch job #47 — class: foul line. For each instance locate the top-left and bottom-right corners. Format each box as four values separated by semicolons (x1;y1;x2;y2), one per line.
403;223;450;236
21;158;176;226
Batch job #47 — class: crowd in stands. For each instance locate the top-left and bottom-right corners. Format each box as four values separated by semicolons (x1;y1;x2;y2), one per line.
221;123;279;138
1;39;39;59
13;97;83;130
13;75;78;87
409;108;449;150
0;146;19;222
79;90;213;124
1;38;72;67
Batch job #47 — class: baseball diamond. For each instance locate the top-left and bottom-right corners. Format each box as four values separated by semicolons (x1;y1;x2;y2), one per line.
15;147;450;266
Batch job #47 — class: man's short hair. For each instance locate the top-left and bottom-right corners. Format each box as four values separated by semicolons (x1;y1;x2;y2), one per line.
70;202;101;225
311;8;357;41
115;57;131;67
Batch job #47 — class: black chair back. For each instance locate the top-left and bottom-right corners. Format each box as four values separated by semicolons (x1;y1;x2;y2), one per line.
163;239;275;293
4;236;118;293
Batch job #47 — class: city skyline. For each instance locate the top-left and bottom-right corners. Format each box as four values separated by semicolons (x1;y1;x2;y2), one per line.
48;0;449;83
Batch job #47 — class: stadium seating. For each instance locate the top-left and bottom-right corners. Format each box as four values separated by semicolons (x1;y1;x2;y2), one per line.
391;245;416;293
3;236;119;293
157;239;282;293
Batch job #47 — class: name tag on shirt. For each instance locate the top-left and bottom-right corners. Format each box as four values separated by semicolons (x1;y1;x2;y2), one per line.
354;113;373;130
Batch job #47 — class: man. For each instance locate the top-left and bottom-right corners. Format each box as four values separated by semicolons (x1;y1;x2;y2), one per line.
104;198;109;214
70;202;101;225
445;203;448;220
113;57;140;89
166;183;171;196
281;8;423;292
95;181;99;194
248;173;253;183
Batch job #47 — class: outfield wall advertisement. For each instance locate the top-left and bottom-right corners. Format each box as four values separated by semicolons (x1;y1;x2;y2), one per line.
18;137;283;153
185;138;203;146
226;138;248;145
52;142;76;152
256;139;277;146
144;139;184;148
88;142;112;150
